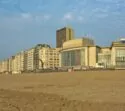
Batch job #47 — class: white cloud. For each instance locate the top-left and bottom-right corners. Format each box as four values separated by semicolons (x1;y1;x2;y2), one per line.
21;13;32;19
92;7;109;13
20;13;51;22
43;14;51;20
63;13;74;21
62;12;85;24
91;7;109;18
0;13;52;31
96;13;108;18
77;16;84;22
34;14;51;23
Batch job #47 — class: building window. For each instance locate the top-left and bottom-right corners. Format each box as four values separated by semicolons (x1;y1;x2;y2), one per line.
116;49;125;68
61;49;85;67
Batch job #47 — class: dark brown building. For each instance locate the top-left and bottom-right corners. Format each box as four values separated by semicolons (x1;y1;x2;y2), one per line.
56;27;74;48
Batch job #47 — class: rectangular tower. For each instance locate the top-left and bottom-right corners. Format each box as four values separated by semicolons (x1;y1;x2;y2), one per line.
56;27;74;48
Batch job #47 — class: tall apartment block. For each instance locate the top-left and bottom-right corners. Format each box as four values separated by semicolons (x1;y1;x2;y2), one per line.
56;27;74;48
34;44;51;70
25;44;59;71
11;51;25;74
39;47;60;69
8;56;15;73
0;59;9;74
26;48;35;71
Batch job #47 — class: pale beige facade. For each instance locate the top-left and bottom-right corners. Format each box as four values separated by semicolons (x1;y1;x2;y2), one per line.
0;61;2;74
0;62;1;73
111;39;125;68
11;51;25;74
97;39;125;68
0;61;3;73
60;38;125;69
39;47;60;69
34;44;51;70
26;48;35;71
88;46;101;67
24;44;60;70
0;59;9;73
8;56;14;73
98;47;112;68
60;38;97;67
11;56;16;74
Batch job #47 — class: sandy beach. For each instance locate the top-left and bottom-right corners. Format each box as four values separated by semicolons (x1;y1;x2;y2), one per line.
0;70;125;111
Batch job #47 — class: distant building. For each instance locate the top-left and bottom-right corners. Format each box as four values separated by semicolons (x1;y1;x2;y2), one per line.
34;44;51;70
98;47;111;68
11;51;25;74
60;38;97;67
8;56;15;73
111;38;125;68
26;48;35;71
60;37;125;69
39;47;60;69
25;44;60;71
56;27;74;48
0;59;9;74
0;27;125;73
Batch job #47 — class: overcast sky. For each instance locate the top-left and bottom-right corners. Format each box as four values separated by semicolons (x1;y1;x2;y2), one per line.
0;0;125;59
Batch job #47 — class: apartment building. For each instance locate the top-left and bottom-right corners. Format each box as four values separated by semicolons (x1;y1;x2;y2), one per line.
39;47;60;69
111;38;125;68
8;56;15;73
56;27;74;48
20;51;25;71
97;39;125;68
0;61;3;73
34;44;51;70
0;61;2;73
11;51;25;74
0;59;9;74
26;48;35;71
11;56;16;74
98;47;112;68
